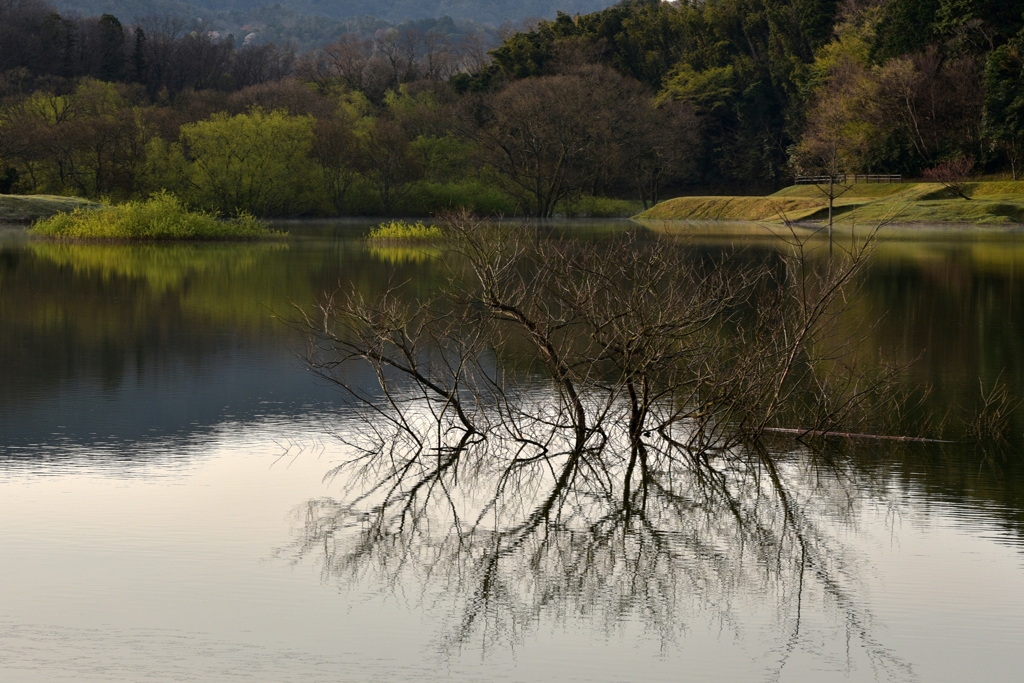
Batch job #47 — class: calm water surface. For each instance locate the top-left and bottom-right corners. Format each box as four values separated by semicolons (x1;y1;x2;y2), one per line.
1;221;1023;682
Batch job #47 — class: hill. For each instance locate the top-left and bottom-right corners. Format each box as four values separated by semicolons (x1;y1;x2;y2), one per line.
635;182;1024;227
52;0;618;28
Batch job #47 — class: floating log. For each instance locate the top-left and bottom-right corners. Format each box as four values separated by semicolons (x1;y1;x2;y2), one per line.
761;427;952;443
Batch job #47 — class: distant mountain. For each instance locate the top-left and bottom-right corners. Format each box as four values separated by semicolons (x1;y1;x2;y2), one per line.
53;0;619;25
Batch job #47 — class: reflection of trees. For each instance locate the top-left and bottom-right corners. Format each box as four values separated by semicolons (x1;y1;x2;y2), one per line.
0;236;448;410
290;431;910;679
293;215;914;678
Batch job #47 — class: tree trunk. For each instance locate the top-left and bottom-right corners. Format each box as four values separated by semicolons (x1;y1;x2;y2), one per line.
828;176;834;256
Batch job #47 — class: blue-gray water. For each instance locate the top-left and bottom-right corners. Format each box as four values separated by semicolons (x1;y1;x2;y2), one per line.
1;221;1023;682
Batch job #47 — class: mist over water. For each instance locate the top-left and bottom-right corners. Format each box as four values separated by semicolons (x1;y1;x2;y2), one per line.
2;221;1023;683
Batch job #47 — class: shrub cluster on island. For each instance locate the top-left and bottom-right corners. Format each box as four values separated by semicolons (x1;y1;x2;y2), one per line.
30;192;277;240
367;220;443;241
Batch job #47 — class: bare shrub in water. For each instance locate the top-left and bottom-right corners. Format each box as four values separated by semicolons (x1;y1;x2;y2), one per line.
296;211;900;526
292;212;909;672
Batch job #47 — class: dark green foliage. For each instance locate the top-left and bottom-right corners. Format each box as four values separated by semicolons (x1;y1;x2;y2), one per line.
875;0;1024;61
934;0;1024;43
0;168;18;194
984;35;1024;177
97;14;125;82
873;0;943;62
481;0;838;187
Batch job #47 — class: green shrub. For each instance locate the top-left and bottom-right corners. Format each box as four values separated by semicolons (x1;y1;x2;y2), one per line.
30;191;276;240
559;195;644;218
403;180;517;216
367;220;443;241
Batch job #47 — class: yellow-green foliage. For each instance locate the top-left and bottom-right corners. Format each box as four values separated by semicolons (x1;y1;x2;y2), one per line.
368;245;442;264
21;240;307;334
30;192;275;240
178;108;318;216
367;220;442;241
29;240;286;294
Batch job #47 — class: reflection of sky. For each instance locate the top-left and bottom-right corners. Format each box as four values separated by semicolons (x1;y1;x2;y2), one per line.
0;341;345;455
4;228;1024;681
2;418;1024;682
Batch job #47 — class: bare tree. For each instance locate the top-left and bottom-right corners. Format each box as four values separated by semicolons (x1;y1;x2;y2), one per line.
360;118;422;214
420;31;456;81
312;109;361;214
135;14;186;97
627;100;699;209
231;43;295;89
396;28;422;83
296;34;371;93
875;49;984;167
922;155;975;200
455;31;490;75
299;212;897;525
373;28;406;89
469;66;649;216
291;212;912;670
793;58;874;247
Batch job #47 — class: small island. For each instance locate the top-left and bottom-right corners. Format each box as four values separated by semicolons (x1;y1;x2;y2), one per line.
30;192;277;241
366;220;443;241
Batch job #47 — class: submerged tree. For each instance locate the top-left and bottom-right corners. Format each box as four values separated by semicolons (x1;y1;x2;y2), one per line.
297;211;903;525
792;53;876;247
288;213;915;675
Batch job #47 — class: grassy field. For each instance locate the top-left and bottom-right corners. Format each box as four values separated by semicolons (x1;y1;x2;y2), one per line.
0;194;100;223
637;181;1024;226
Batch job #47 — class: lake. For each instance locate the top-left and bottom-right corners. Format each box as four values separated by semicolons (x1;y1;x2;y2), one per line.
1;220;1023;683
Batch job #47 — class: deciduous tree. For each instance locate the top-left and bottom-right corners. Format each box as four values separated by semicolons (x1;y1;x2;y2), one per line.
179;107;316;215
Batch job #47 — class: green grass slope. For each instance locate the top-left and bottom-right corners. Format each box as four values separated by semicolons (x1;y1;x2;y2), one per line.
636;196;826;222
0;194;100;223
636;181;1024;227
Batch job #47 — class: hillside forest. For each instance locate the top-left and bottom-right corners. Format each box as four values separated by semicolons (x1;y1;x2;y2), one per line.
51;0;618;41
2;0;1024;217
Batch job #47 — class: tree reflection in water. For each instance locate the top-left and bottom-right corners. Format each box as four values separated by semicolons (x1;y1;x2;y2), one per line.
290;435;910;679
288;214;915;680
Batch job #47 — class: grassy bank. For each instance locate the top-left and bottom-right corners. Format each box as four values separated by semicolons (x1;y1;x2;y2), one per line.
637;181;1024;226
31;193;276;241
0;194;100;223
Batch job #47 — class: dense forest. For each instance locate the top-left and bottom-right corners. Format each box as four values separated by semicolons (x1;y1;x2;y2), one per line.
2;0;1024;216
49;3;516;52
53;0;617;28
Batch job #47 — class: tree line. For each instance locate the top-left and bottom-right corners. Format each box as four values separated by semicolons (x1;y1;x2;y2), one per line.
3;0;1024;216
